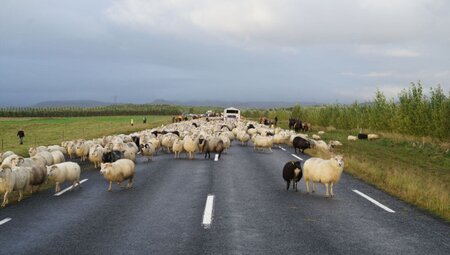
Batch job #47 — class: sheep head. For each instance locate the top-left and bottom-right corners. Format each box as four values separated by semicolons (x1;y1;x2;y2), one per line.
332;155;344;168
100;163;113;175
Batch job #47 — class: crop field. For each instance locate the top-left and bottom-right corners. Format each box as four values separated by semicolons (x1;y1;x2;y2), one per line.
0;115;171;156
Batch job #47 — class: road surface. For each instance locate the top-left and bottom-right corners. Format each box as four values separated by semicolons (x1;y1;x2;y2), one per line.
1;144;449;254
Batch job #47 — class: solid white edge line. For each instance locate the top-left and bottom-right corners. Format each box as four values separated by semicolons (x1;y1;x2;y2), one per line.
353;189;395;213
202;195;215;228
214;154;219;161
0;218;12;226
54;179;88;197
291;154;303;161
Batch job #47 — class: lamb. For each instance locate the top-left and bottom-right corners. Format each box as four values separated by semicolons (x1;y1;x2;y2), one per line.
347;135;358;141
292;136;311;154
0;166;30;207
51;150;65;164
368;134;380;140
303;155;345;197
46;162;81;193
282;161;303;192
100;159;135;192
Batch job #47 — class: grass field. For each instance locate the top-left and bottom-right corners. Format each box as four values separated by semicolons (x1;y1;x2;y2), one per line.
282;122;450;221
0;115;171;157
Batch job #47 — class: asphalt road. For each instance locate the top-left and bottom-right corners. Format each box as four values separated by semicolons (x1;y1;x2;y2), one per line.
0;144;449;254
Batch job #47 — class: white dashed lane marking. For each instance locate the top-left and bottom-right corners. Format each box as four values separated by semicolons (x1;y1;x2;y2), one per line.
0;218;12;226
214;154;219;161
278;146;286;151
291;154;303;161
202;194;215;229
54;179;88;197
353;189;395;213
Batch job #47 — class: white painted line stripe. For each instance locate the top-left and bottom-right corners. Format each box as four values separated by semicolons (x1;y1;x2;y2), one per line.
0;218;12;226
278;146;286;151
214;154;219;161
291;154;303;161
202;195;215;228
353;189;395;213
54;179;88;197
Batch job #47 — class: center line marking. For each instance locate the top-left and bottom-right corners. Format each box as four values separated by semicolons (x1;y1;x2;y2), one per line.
291;154;303;161
54;179;88;197
278;146;286;151
0;218;12;226
202;194;215;229
353;189;395;213
214;154;219;161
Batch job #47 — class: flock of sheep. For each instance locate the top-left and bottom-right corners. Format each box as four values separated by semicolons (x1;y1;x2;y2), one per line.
1;117;375;207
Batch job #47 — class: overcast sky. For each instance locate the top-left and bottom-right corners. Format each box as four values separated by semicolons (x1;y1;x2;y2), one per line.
1;0;449;106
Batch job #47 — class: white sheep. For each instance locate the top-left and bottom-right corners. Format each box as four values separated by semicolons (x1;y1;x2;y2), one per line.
312;134;321;140
35;151;54;166
0;151;16;163
123;148;136;162
46;162;81;193
172;139;184;159
11;157;47;193
76;141;89;161
253;136;273;152
303;155;345;197
51;150;65;164
0;166;31;207
100;159;135;192
318;131;325;135
183;136;198;159
47;145;66;154
28;146;47;157
89;145;104;168
368;134;380;140
347;135;358;141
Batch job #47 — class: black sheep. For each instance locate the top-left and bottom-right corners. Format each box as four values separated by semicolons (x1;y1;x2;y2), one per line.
293;136;311;154
102;150;123;163
282;161;303;191
358;133;368;139
247;124;255;130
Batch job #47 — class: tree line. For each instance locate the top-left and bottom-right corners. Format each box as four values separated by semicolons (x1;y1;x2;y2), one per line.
242;82;450;140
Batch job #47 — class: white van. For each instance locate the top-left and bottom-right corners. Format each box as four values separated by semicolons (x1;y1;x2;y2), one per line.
224;107;240;121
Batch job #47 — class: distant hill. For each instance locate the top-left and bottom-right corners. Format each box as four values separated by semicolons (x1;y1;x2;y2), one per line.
31;99;321;109
149;99;320;109
33;100;114;108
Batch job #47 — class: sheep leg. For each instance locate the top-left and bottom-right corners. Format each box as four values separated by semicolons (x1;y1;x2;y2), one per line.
269;147;273;152
108;181;112;192
2;191;9;207
286;181;290;191
127;177;133;189
312;182;316;193
330;183;334;197
55;182;61;193
18;190;23;202
305;180;310;193
325;183;330;198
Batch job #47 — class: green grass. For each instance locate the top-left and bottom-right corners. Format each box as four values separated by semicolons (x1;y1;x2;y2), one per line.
0;115;171;157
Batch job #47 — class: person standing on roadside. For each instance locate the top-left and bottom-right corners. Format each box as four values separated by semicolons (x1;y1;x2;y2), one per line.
17;128;25;145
